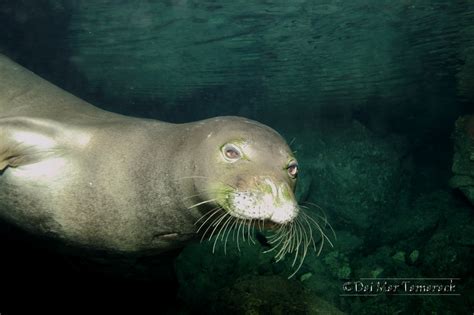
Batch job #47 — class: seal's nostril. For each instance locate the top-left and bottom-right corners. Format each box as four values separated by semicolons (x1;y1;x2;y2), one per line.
263;178;278;197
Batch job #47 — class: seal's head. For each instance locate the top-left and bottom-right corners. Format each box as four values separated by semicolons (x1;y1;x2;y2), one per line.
193;117;299;225
186;117;333;277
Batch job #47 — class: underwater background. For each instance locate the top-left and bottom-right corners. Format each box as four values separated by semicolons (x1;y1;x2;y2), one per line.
0;0;473;314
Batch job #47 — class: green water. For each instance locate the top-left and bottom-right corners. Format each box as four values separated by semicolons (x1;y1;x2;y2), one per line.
0;1;473;314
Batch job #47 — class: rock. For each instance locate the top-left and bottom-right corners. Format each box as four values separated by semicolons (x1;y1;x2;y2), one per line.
331;230;364;255
208;275;345;315
370;267;384;278
450;115;474;207
322;251;352;279
303;120;409;231
379;191;448;245
175;238;274;308
392;251;406;263
409;250;419;264
299;272;312;282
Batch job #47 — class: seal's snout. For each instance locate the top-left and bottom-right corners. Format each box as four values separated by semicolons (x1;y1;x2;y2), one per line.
263;178;299;224
226;176;298;225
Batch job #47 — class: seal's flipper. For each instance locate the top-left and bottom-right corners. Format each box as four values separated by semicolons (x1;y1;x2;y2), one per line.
0;117;64;171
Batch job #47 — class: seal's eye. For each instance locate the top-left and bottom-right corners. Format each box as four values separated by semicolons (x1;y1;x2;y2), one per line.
222;144;242;161
287;162;298;178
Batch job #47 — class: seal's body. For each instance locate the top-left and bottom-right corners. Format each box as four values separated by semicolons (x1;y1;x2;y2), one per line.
0;55;306;256
0;55;203;253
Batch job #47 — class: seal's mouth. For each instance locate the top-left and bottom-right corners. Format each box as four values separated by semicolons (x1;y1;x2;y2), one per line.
222;191;298;224
215;178;299;225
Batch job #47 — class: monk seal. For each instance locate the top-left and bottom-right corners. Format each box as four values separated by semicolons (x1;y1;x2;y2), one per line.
0;54;332;276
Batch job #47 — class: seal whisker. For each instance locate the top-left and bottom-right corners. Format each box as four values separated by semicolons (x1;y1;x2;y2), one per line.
212;214;234;254
263;235;283;254
200;212;226;242
181;186;226;202
250;219;257;244
247;219;255;244
316;214;337;241
262;228;283;254
266;225;286;246
297;217;309;267
187;198;217;210
224;218;238;255
272;233;286;253
266;208;327;278
301;210;334;249
291;221;303;267
300;217;311;262
195;207;222;232
279;231;291;258
300;203;328;223
301;210;325;255
266;232;284;246
284;224;294;256
215;214;233;244
194;206;222;227
317;230;325;256
182;193;205;201
289;222;299;257
176;177;237;195
181;189;223;205
236;219;244;252
301;201;324;210
270;224;288;238
231;219;237;241
275;224;294;261
242;219;249;244
288;223;304;277
208;212;229;241
300;205;337;240
288;217;310;279
289;137;296;146
299;205;333;244
274;225;293;262
221;216;235;242
267;222;286;240
221;215;235;249
281;225;294;261
246;219;251;243
240;219;246;243
177;176;210;180
306;212;326;256
301;209;317;253
294;220;304;254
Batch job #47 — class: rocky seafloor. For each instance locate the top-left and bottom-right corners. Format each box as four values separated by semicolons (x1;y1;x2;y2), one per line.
175;118;474;314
